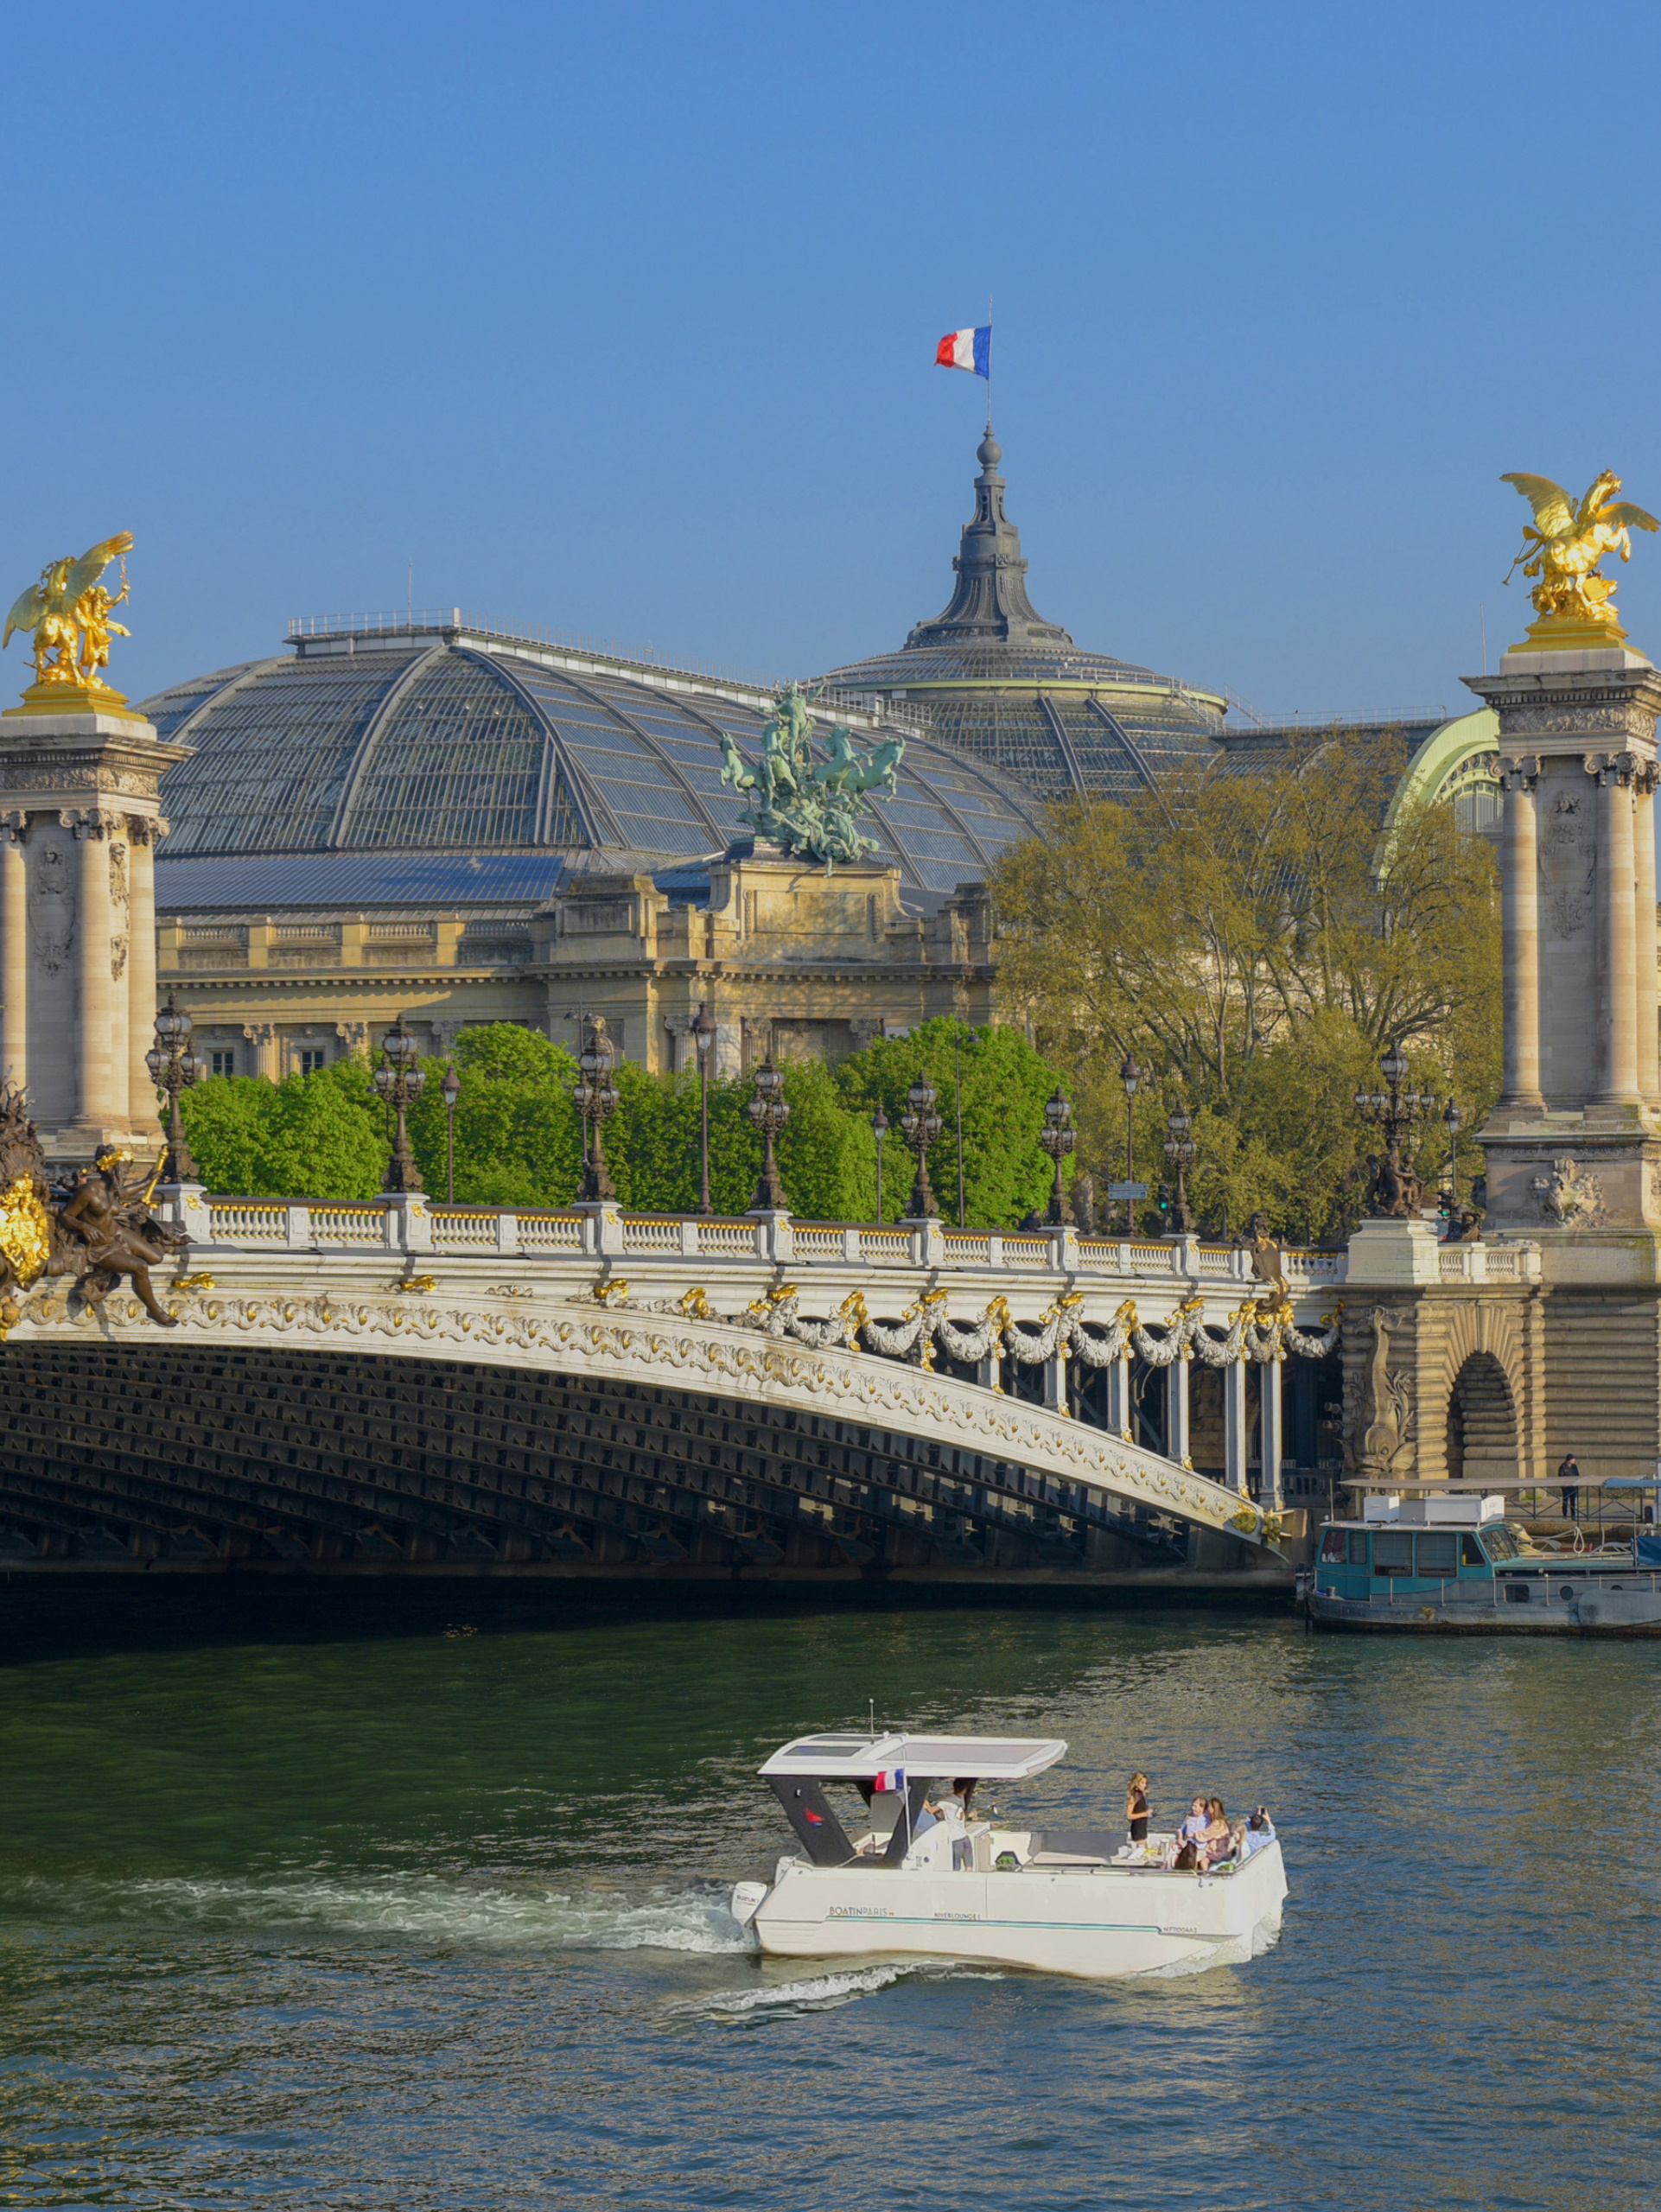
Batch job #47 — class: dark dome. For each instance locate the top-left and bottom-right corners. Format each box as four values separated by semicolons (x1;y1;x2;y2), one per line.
823;430;1226;804
138;618;1048;899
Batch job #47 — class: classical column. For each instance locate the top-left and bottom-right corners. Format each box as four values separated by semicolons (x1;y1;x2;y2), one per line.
1636;766;1660;1103
0;811;26;1090
125;817;159;1128
69;809;126;1133
1165;1357;1192;1469
1225;1359;1250;1493
1104;1351;1132;1441
1499;757;1543;1109
1589;753;1642;1106
1258;1358;1284;1510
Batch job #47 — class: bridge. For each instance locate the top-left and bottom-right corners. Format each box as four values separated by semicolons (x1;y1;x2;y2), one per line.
0;1192;1378;1588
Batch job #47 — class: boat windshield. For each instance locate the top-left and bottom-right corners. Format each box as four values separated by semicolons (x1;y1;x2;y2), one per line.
1480;1522;1531;1562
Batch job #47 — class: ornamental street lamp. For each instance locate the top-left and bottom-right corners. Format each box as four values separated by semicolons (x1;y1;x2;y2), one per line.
441;1062;461;1204
372;1014;426;1192
1353;1041;1436;1217
747;1057;790;1211
1120;1051;1145;1234
692;1001;717;1217
1040;1087;1076;1226
572;1017;620;1202
871;1104;888;1223
1163;1100;1198;1236
145;993;206;1184
901;1072;943;1219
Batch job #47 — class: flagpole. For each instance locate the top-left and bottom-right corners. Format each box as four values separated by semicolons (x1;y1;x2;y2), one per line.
986;294;993;432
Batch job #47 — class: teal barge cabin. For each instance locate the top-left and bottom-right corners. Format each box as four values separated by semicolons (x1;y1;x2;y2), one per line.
1298;1491;1661;1636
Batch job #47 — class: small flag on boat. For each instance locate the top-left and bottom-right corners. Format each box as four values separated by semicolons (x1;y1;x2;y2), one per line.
873;1767;906;1794
934;326;990;378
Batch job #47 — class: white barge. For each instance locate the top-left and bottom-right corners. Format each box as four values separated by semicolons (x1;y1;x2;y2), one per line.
732;1730;1286;1980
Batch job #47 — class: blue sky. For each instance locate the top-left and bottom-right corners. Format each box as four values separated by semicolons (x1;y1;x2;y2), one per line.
4;0;1659;716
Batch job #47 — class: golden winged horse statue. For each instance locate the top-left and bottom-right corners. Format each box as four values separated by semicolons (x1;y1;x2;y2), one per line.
2;531;133;691
1502;471;1658;632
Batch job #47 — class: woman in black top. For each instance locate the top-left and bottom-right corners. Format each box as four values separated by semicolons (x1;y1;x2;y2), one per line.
1125;1771;1150;1844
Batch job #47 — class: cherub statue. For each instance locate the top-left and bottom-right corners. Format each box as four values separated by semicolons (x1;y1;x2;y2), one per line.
1502;471;1658;628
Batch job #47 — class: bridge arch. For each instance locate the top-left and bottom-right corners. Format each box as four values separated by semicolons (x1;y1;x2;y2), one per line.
1446;1351;1519;1487
0;1294;1282;1579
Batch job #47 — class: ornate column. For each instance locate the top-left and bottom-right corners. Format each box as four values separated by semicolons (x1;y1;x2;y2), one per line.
67;809;128;1134
1104;1350;1132;1440
0;811;26;1090
125;815;159;1128
1165;1357;1192;1470
1588;752;1642;1107
243;1022;278;1079
1637;765;1660;1103
1224;1358;1250;1492
1499;757;1543;1109
1258;1357;1284;1510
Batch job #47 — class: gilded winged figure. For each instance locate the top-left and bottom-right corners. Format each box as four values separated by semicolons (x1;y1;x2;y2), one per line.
1502;471;1658;627
2;531;133;688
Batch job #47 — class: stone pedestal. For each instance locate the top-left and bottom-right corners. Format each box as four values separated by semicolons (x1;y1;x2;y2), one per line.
0;703;188;1160
1465;652;1661;1268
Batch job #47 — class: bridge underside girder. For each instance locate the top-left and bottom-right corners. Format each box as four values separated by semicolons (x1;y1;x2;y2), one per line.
0;1344;1198;1579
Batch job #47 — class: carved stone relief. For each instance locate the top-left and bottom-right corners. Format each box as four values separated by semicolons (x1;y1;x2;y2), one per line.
1504;702;1658;741
108;840;129;982
1540;787;1595;938
1352;1306;1415;1482
0;766;161;798
28;838;74;974
1531;1155;1606;1226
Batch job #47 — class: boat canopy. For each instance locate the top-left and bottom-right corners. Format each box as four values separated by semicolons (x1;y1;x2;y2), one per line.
759;1731;1067;1781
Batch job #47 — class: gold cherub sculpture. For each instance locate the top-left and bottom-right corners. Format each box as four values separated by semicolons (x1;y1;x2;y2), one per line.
1502;471;1658;634
2;531;133;698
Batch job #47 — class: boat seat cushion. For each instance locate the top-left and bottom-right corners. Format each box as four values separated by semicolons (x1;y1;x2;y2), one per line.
1028;1827;1119;1866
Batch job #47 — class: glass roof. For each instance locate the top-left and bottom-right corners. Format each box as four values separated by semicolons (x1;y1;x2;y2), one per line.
137;636;1047;896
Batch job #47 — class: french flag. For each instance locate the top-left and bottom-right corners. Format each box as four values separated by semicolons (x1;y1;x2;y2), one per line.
935;326;990;379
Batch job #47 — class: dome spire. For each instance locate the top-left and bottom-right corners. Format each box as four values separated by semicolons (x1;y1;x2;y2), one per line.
905;426;1073;652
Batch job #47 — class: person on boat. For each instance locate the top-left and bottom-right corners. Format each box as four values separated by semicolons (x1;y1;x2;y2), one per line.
926;1781;977;1870
1177;1796;1208;1845
1238;1808;1276;1859
1197;1798;1234;1867
1172;1840;1200;1872
1558;1454;1581;1522
1125;1772;1150;1846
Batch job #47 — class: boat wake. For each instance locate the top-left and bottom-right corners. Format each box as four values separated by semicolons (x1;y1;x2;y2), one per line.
678;1959;1007;2021
0;1868;758;1955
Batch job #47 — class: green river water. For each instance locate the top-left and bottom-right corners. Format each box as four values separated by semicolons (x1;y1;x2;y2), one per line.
0;1592;1655;2209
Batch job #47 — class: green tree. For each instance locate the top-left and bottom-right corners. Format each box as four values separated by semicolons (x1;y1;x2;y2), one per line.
833;1019;1069;1228
177;1060;388;1199
405;1024;583;1205
990;731;1501;1237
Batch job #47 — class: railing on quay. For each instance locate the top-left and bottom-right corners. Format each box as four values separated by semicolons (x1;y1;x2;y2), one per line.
179;1191;1353;1280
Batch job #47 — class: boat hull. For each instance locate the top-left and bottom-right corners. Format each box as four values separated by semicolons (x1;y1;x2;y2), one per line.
1302;1580;1661;1635
750;1841;1287;1979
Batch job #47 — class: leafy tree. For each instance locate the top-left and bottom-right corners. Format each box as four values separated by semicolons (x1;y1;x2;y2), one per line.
990;731;1500;1237
833;1018;1069;1228
177;1060;388;1199
404;1024;583;1206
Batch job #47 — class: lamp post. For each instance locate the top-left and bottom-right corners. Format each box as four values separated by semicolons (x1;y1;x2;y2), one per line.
1353;1041;1435;1217
1441;1096;1462;1226
1163;1100;1198;1236
572;1017;620;1202
692;1001;717;1217
441;1062;461;1204
747;1057;790;1211
145;993;205;1183
1040;1088;1075;1225
901;1072;943;1218
372;1015;426;1192
951;1026;979;1229
1119;1051;1145;1234
871;1104;888;1223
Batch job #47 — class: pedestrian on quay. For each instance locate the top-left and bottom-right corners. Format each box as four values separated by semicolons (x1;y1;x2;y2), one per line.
1558;1453;1581;1523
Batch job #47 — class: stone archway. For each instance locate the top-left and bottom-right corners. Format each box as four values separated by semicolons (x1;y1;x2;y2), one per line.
1446;1351;1518;1485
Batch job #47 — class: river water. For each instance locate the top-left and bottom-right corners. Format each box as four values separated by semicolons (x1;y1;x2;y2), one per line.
2;1593;1655;2209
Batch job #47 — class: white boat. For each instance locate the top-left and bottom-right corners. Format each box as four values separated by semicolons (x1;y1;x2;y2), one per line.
730;1729;1287;1980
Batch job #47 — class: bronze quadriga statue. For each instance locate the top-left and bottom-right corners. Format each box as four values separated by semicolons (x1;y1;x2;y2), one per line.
0;1085;186;1337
